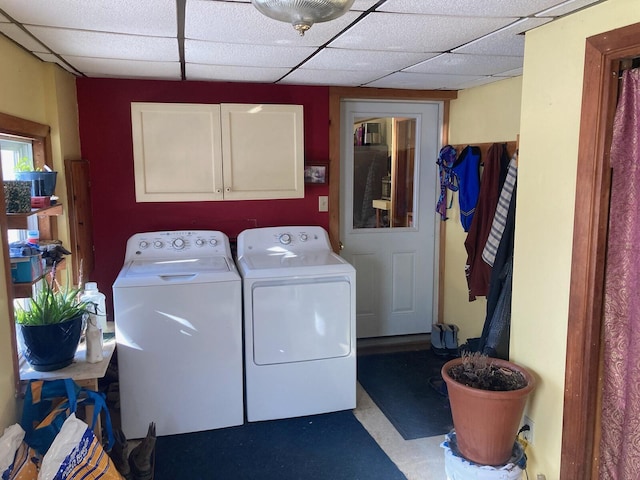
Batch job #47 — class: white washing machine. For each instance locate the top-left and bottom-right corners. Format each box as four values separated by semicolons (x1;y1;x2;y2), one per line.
112;230;243;439
236;226;356;422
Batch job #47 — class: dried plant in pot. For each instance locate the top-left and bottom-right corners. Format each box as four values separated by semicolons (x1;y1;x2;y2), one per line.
15;265;93;371
441;352;536;466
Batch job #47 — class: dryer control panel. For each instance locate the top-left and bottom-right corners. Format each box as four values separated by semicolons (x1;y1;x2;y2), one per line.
237;226;331;256
124;230;232;261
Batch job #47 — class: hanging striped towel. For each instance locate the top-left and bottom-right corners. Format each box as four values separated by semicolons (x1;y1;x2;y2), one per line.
482;157;518;266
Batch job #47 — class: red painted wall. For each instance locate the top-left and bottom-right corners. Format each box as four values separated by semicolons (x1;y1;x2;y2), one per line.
76;78;330;317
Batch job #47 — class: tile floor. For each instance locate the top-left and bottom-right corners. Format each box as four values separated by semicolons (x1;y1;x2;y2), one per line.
355;335;446;479
354;382;446;479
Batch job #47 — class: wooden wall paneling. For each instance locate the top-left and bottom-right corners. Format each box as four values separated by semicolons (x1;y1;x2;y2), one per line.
448;141;517;163
64;159;95;285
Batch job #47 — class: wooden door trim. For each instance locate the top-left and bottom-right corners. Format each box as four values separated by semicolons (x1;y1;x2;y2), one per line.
561;21;640;480
328;90;454;328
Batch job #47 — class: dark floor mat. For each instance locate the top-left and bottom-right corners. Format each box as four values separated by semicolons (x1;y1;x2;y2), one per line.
154;410;406;480
357;349;454;440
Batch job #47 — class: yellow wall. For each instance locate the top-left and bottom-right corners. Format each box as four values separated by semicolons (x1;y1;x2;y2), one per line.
512;0;640;477
445;76;522;343
0;37;79;430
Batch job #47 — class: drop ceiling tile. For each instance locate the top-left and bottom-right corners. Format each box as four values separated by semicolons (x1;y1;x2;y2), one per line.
495;67;524;77
186;63;291;83
184;39;316;68
207;0;377;11
453;17;551;56
61;55;181;80
351;0;380;11
32;52;78;74
365;71;483;90
405;53;523;76
302;48;436;71
279;68;390;86
535;0;602;17
186;0;360;47
377;0;573;17
452;75;507;89
26;26;179;61
0;0;177;36
0;23;49;52
331;12;515;53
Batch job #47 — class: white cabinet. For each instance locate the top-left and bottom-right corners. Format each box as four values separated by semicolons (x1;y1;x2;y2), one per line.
220;104;304;200
131;102;304;202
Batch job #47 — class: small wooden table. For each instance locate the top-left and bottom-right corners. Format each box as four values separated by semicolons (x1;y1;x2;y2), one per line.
373;199;392;227
20;328;116;438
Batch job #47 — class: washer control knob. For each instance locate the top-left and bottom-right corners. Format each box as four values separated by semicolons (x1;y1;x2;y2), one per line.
299;233;308;242
153;240;164;249
172;238;185;250
209;238;218;247
279;233;292;245
139;240;149;249
195;238;206;247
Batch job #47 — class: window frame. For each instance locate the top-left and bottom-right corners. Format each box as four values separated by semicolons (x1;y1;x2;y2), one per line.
0;112;52;394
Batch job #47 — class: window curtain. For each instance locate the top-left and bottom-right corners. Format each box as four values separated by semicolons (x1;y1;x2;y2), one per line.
600;67;640;479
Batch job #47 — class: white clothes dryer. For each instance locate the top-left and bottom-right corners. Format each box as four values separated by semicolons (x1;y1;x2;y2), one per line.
112;231;243;439
236;226;356;422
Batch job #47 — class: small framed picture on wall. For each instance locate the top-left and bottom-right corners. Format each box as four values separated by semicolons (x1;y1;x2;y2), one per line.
304;164;328;184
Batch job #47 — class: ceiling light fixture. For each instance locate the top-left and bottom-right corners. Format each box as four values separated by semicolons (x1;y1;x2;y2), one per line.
251;0;355;36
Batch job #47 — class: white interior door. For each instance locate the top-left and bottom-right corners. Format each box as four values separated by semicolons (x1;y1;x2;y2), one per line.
340;100;441;338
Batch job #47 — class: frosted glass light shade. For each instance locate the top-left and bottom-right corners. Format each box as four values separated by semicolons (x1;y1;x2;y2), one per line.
251;0;355;36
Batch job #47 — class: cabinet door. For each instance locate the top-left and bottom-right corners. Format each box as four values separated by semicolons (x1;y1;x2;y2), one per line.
220;104;304;200
131;103;224;202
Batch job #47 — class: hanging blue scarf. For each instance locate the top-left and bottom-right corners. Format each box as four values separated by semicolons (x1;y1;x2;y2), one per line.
436;145;459;221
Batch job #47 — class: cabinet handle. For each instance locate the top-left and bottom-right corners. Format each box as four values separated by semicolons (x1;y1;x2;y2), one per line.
225;187;231;192
216;188;222;193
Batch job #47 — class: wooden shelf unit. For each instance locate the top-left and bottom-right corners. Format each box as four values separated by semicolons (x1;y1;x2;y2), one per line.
6;204;63;229
12;258;66;298
8;203;64;298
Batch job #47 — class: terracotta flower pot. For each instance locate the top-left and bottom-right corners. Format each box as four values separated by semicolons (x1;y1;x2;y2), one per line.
442;357;536;466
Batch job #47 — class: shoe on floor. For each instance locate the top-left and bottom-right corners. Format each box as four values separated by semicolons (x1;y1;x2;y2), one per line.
129;422;156;480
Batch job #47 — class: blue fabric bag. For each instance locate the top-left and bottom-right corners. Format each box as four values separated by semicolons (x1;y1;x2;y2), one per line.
20;379;114;456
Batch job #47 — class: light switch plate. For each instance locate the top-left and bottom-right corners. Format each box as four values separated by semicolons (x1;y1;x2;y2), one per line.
319;196;328;212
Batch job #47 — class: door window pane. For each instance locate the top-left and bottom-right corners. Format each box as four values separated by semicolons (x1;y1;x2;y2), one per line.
352;117;417;229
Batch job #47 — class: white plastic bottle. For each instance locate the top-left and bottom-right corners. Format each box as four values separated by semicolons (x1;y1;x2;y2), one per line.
82;282;107;332
85;315;104;364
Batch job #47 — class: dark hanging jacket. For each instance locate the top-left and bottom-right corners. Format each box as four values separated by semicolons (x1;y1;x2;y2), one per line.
479;181;517;359
463;143;510;301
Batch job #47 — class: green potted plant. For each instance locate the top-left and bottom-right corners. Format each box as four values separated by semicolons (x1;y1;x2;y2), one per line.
441;352;536;466
14;157;57;197
15;266;93;371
